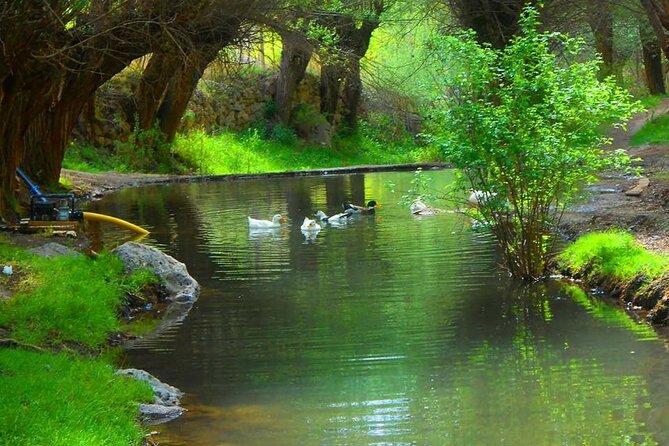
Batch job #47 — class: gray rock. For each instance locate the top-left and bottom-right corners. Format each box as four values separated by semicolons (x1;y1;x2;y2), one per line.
30;242;81;258
112;242;199;345
112;242;199;303
139;404;185;425
116;368;183;406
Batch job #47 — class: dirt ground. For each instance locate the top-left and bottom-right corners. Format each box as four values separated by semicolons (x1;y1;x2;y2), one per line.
54;100;669;255
560;99;669;252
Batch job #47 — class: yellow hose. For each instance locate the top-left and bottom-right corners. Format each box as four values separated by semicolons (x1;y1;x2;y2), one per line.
83;212;149;235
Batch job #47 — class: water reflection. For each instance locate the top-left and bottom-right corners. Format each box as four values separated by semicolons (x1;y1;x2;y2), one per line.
87;171;669;446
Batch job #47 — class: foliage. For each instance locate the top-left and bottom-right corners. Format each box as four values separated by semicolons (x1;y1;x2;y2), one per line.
63;142;124;173
427;7;639;279
168;123;426;175
115;120;174;173
631;114;669;146
291;103;329;137
270;123;299;145
394;168;439;207
559;231;669;282
0;349;152;446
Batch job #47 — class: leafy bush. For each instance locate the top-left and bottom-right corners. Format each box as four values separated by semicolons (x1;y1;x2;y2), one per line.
427;6;638;279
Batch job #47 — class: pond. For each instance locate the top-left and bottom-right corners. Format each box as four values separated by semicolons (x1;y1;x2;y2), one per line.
89;170;669;446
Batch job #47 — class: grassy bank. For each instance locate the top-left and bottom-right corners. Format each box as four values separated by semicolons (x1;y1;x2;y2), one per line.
558;231;669;323
0;236;155;445
64;125;436;175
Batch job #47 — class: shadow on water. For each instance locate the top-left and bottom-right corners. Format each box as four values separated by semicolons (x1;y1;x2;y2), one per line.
89;171;669;446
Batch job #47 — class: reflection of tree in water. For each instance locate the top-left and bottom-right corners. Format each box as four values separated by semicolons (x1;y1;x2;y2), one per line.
443;280;666;445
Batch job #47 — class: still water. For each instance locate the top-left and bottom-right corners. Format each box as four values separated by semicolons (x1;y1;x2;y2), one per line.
89;170;669;445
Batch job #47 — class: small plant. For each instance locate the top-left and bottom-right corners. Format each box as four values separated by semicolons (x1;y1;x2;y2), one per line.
270;123;298;145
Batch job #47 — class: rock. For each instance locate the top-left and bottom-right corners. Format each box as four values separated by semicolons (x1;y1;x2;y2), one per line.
112;242;199;303
116;368;183;406
30;242;81;258
117;367;186;425
624;177;650;196
139;404;185;425
112;242;199;345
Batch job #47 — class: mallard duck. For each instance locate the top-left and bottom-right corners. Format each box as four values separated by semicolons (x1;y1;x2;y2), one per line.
300;217;321;231
343;200;379;214
315;209;354;223
248;214;287;229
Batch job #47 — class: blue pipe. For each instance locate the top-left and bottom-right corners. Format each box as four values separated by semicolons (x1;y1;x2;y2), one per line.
16;168;47;203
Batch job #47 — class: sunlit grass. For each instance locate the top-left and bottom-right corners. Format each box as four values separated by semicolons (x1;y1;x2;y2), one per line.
630;114;669;146
0;250;126;347
172;128;425;175
65;124;436;176
559;231;669;281
0;349;152;446
0;235;158;445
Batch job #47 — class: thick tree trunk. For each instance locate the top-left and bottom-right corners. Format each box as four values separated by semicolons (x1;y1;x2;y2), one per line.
450;0;525;49
320;65;341;124
275;34;313;124
157;45;221;143
22;48;147;186
588;0;615;79
22;97;88;186
640;0;669;62
339;19;378;131
641;23;666;94
341;60;362;132
136;53;179;131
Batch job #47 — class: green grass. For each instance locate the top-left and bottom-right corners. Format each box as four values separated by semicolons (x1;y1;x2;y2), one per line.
0;349;152;446
63;142;126;173
0;235;160;445
65;122;438;176
630;114;669;146
638;94;669;110
0;249;124;348
559;231;669;282
172;128;428;175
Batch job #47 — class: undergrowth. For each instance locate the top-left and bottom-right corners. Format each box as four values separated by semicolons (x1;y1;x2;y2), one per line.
65;123;437;176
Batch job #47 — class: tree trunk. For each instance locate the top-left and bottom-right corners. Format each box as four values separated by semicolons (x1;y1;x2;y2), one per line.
341;59;362;132
136;53;179;131
339;19;379;132
275;34;313;124
640;0;669;62
588;0;615;79
640;20;666;94
449;0;525;49
320;65;341;125
157;45;221;143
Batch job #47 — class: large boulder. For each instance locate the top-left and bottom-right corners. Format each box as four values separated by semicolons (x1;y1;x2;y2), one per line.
112;242;199;304
112;242;199;345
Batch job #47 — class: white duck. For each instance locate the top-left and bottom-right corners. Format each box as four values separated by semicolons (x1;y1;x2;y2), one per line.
248;214;287;229
300;217;321;231
315;209;353;223
410;198;442;216
468;190;496;207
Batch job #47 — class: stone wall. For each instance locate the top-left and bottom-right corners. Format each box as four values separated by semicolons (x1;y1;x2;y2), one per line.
74;71;323;147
